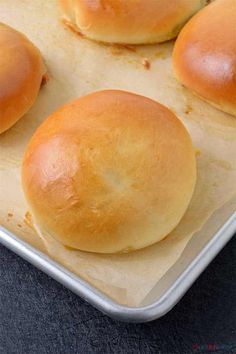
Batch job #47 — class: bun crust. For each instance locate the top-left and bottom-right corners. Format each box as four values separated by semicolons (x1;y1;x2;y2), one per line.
22;90;196;253
0;23;45;133
173;0;236;117
60;0;206;44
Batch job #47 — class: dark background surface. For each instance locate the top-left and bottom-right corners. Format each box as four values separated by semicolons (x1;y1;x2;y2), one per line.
0;236;235;354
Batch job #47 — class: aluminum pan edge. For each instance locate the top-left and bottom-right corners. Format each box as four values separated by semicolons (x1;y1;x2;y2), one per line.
0;212;235;323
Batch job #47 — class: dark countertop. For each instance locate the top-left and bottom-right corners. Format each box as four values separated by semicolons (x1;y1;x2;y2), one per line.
0;236;235;354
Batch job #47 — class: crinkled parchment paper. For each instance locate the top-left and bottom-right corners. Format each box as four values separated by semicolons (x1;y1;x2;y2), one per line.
0;1;235;306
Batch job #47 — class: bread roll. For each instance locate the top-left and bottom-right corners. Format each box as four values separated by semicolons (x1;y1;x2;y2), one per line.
60;0;207;44
0;23;46;134
173;0;236;117
22;90;196;253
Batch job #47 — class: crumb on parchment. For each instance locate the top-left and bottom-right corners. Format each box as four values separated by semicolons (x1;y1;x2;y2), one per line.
142;58;151;70
61;18;84;38
185;105;193;114
195;149;201;157
41;73;50;87
24;211;33;228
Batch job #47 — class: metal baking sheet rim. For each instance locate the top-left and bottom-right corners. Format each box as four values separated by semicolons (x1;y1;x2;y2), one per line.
0;213;235;323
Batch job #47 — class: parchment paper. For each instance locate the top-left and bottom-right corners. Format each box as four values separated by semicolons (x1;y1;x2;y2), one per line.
0;1;235;306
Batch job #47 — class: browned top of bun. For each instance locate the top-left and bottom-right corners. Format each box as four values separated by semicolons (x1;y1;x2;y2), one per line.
173;0;236;117
60;0;206;44
22;90;196;253
0;23;45;133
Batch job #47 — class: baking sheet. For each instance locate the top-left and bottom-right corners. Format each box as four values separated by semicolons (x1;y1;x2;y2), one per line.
0;0;235;306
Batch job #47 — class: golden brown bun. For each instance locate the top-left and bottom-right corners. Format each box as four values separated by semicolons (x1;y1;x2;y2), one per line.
0;23;46;134
60;0;207;44
22;90;196;253
173;0;236;117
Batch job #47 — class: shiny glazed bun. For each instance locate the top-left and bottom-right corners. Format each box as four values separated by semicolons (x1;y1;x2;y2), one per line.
22;90;196;254
173;0;236;117
0;23;46;133
60;0;207;44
